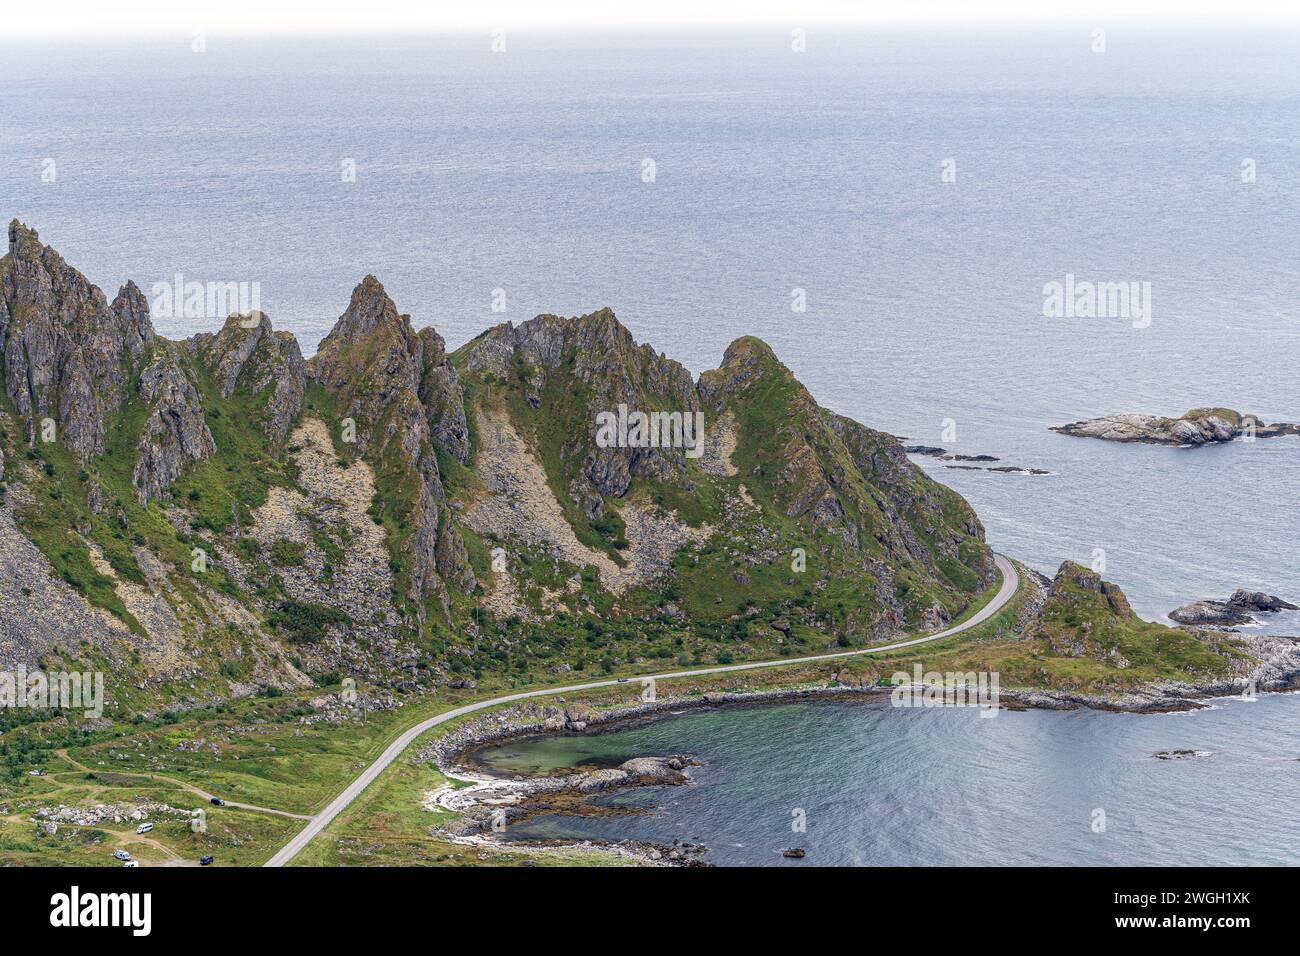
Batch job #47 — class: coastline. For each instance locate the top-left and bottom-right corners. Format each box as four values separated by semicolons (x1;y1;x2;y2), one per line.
425;637;1300;771
416;647;1300;865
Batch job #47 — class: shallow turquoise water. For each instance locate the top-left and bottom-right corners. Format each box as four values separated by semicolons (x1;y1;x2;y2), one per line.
476;695;1300;866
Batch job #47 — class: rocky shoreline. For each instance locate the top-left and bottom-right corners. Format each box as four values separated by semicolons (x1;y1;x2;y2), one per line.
424;754;710;866
413;638;1300;864
423;627;1300;768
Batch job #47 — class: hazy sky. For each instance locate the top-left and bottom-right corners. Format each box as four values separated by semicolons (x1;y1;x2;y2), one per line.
5;0;1298;37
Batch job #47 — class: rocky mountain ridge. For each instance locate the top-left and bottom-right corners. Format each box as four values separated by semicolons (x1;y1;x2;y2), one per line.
0;222;1075;710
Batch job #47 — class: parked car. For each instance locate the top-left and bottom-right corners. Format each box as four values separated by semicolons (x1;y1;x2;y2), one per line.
122;860;139;868
28;769;44;776
114;850;132;862
136;822;153;834
199;855;214;866
209;797;224;806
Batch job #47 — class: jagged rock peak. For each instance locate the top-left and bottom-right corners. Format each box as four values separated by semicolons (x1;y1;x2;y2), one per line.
189;311;306;444
1;220;146;461
318;274;419;351
312;276;469;465
110;279;155;353
462;306;699;512
463;307;669;379
416;325;470;464
309;276;475;608
7;219;42;257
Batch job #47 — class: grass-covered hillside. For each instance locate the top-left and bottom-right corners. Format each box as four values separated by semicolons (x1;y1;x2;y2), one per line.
449;311;995;672
1023;561;1239;686
2;220;992;713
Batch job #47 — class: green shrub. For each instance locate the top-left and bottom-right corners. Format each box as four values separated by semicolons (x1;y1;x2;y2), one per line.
268;599;350;643
270;538;306;567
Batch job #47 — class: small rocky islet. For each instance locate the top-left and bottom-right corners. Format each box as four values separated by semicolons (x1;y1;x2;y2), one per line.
1051;408;1299;446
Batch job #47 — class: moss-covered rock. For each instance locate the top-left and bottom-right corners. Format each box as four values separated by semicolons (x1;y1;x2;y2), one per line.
1027;561;1232;677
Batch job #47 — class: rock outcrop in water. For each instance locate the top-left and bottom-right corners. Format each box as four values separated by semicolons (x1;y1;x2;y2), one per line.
1051;408;1299;446
1169;590;1299;627
902;444;1048;475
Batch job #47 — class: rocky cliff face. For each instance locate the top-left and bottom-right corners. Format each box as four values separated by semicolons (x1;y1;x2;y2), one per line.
311;276;475;615
130;345;216;506
463;308;699;518
1;221;153;461
458;316;992;638
0;220;1001;702
698;336;993;620
705;336;989;572
189;312;306;444
0;223;242;509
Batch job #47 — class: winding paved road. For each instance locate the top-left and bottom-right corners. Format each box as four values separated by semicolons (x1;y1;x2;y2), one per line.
265;553;1018;866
